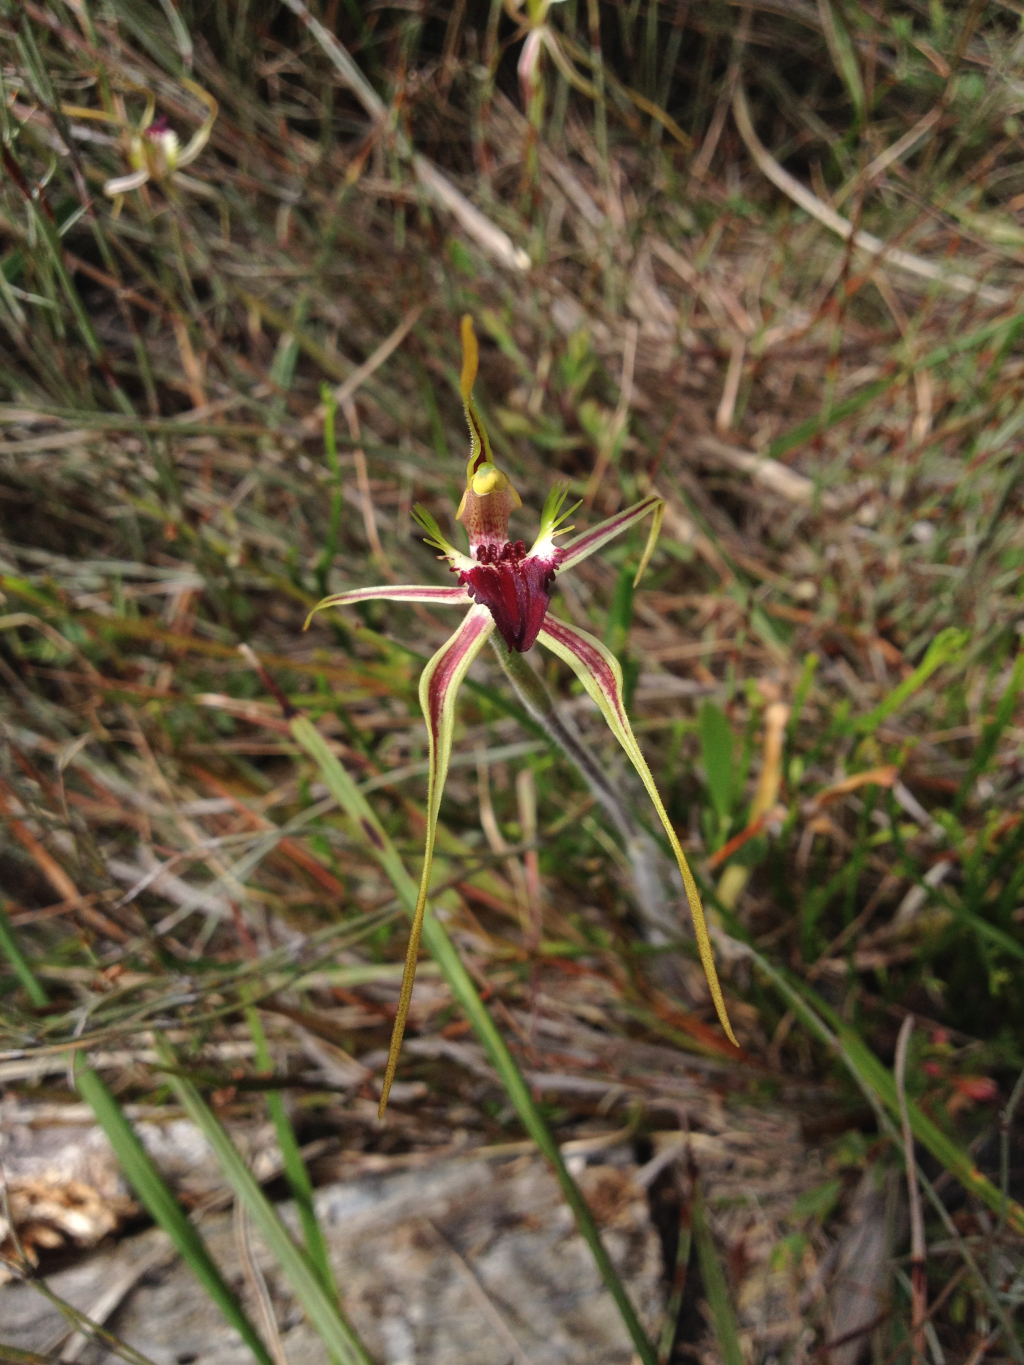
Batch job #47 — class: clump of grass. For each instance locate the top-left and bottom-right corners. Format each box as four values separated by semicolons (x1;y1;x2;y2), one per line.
2;2;1024;1362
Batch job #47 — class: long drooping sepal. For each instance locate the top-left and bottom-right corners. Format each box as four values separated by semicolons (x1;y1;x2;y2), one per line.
379;604;496;1115
304;584;472;629
537;616;738;1047
556;493;665;586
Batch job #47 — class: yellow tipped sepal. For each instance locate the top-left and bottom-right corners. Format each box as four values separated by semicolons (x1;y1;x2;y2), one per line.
460;313;479;401
632;498;665;588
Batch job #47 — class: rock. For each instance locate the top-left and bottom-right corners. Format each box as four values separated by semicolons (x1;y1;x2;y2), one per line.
1;1152;662;1365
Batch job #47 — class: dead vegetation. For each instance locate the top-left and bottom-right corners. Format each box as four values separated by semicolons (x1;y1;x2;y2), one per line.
1;1;1024;1361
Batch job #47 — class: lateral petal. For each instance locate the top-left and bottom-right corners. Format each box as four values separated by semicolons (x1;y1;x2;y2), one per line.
556;494;664;585
304;584;472;629
537;615;738;1047
379;604;496;1113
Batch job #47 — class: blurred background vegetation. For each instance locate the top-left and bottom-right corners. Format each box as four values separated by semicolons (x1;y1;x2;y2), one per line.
1;0;1024;1360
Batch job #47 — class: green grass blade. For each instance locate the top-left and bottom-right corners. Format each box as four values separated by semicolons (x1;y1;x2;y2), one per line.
697;701;735;831
0;901;48;1006
766;314;1024;463
289;714;658;1365
153;1035;374;1365
690;1179;744;1365
847;628;967;735
245;1004;341;1318
816;0;865;120
72;1065;276;1365
742;944;1024;1234
23;199;134;417
955;648;1024;814
3;898;272;1357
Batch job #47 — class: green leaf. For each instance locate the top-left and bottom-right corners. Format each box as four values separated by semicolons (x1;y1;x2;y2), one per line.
697;700;735;829
0;901;48;1007
0;910;273;1365
766;314;1024;464
790;1177;842;1222
744;945;1024;1236
604;560;636;661
955;648;1024;813
817;0;865;119
848;628;967;736
245;1004;340;1322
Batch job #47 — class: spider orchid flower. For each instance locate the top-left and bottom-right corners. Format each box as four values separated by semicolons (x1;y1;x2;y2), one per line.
102;78;218;198
307;316;736;1114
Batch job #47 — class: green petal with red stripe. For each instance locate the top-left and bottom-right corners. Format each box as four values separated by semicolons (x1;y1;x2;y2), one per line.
304;583;473;630
556;493;664;586
378;604;496;1115
537;615;738;1047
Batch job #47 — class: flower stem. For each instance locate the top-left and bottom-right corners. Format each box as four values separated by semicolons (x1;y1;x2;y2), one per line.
490;640;681;944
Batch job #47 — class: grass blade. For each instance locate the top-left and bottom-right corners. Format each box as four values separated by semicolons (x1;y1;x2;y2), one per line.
245;1004;341;1312
0;900;48;1006
0;903;274;1364
847;628;967;735
690;1178;744;1365
740;942;1024;1234
954;648;1024;814
697;701;735;834
153;1034;374;1365
73;1065;276;1365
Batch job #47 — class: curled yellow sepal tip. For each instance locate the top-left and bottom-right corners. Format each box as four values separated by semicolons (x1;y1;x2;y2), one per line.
460;314;479;401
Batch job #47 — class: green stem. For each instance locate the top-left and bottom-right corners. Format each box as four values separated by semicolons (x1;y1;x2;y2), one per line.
290;715;657;1365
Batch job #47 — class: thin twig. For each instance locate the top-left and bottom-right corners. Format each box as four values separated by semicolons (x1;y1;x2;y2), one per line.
234;1200;290;1365
345;399;396;582
329;305;423;410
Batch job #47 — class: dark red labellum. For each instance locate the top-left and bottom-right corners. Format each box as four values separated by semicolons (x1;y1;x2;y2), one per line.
458;541;556;652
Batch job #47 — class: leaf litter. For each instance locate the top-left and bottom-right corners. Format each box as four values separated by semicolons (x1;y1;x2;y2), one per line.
1;2;1023;1362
